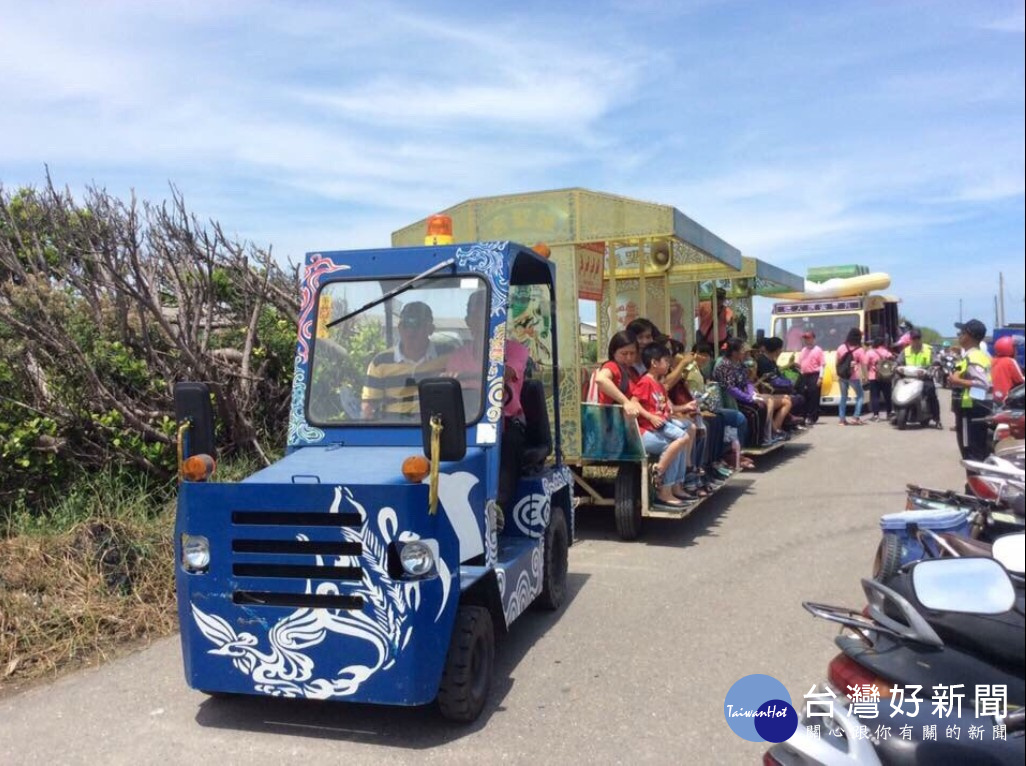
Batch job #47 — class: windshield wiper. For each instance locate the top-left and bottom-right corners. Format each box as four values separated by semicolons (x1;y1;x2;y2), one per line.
325;258;457;329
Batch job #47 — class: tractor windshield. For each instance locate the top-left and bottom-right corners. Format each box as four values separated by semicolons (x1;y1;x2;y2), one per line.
307;276;489;426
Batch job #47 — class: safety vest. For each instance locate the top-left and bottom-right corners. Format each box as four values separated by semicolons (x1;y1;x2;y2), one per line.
955;347;992;409
904;344;933;367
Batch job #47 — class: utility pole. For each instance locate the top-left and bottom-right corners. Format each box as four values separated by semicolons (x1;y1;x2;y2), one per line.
994;295;999;331
959;298;963;323
998;271;1005;327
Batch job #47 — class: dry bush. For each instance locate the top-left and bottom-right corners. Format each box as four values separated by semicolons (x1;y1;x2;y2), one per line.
1;176;301;519
0;515;176;689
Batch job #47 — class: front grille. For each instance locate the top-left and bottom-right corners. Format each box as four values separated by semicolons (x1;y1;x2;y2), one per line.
231;509;364;609
232;563;361;580
232;511;362;526
234;592;364;609
232;539;360;556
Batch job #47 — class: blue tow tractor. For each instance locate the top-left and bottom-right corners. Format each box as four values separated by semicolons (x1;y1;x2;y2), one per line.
173;240;572;722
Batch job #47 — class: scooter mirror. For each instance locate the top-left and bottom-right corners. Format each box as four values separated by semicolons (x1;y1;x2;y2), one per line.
992;533;1026;575
911;558;1015;614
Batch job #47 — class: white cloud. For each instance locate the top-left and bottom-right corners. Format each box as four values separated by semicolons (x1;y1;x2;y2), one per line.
1;0;1022;335
981;7;1026;33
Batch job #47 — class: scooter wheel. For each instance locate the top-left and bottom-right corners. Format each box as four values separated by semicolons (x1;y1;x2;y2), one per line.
873;535;903;581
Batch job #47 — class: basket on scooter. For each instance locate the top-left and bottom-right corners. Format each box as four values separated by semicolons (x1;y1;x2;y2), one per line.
875;508;971;579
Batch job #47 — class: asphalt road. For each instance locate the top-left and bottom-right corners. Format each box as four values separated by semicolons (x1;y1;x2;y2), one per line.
1;416;967;765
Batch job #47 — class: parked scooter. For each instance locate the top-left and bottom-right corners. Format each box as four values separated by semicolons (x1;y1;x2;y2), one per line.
963;455;1026;511
904;483;1024;543
986;386;1025;464
765;556;1026;765
891;365;941;430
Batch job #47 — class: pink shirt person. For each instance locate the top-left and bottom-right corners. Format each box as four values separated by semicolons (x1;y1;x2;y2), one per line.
864;346;893;381
502;340;529;420
447;336;528;419
836;342;867;377
798;343;825;374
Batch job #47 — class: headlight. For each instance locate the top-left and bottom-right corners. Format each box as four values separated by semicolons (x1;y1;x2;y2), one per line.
181;534;210;572
399;540;436;577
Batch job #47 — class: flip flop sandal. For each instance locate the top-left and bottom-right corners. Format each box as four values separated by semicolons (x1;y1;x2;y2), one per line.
685;482;710;498
740;458;756;469
654;497;687;508
651;465;665;489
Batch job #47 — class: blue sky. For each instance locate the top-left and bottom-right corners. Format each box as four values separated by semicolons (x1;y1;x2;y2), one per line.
1;0;1023;334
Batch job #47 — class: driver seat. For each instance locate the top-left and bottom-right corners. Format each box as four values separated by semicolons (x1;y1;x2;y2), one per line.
520;379;552;473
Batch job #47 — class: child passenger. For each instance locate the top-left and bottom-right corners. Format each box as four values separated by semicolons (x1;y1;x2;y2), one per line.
631;344;694;507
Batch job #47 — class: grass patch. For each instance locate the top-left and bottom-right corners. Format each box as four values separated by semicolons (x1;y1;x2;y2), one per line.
0;454;274;692
0;513;176;688
3;468;174;538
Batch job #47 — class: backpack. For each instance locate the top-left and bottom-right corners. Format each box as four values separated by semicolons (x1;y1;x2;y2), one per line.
836;346;854;380
877;358;896;381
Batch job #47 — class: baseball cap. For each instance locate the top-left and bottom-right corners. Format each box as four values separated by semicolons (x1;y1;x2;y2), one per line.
954;319;986;341
399;301;433;328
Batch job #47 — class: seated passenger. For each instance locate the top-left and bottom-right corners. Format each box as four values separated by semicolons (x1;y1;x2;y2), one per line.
631;344;695;507
497;339;529;529
626;318;662;377
755;337;802;436
663;339;710;498
361;301;448;419
593;331;642;417
447;290;528;532
713;338;779;447
686;341;753;472
446;290;489;416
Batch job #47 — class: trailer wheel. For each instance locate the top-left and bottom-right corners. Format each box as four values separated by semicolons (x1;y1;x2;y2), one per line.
536;506;568;611
437;605;494;723
873;535;903;582
894;408;908;430
614;463;642;541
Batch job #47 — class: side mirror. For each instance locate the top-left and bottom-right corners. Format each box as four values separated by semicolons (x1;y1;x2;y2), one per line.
992;533;1025;575
174;382;216;458
418;377;467;462
1005;383;1025;409
1003;707;1026;734
911;558;1015;614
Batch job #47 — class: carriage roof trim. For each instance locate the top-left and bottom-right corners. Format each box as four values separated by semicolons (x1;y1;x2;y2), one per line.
391;188;743;273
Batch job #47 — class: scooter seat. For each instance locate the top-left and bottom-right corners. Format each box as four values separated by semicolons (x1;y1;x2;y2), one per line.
938;533;992;558
885;570;1026;675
